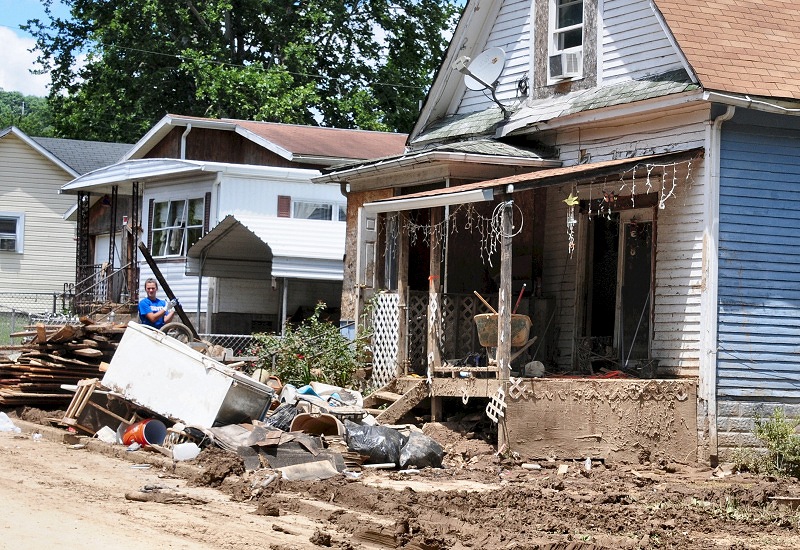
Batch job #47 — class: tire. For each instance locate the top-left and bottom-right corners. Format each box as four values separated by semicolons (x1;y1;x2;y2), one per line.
160;321;193;344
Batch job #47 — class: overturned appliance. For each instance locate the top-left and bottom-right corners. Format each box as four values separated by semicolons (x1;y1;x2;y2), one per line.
102;322;273;428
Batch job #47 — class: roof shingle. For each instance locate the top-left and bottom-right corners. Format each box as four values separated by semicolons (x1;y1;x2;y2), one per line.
655;0;800;100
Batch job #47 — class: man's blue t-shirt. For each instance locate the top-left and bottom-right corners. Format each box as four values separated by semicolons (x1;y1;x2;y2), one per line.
139;297;168;329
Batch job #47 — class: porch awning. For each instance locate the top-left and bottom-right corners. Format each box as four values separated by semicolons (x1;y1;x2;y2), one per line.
362;148;703;213
186;215;345;280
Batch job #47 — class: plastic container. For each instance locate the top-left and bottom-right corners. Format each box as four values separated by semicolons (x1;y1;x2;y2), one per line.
122;419;167;447
474;313;532;347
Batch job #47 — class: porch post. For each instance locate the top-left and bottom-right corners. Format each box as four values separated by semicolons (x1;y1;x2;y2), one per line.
498;199;513;451
427;207;443;420
396;221;409;377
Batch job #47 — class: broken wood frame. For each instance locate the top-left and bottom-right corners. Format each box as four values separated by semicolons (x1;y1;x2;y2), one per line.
61;377;139;435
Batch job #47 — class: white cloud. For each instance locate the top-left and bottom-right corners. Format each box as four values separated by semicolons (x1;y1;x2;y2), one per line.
0;26;51;97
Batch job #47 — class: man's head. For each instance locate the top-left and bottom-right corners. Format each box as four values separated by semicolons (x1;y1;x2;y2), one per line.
144;278;159;300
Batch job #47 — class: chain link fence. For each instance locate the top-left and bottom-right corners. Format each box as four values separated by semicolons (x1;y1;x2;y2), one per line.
197;334;257;358
0;292;75;345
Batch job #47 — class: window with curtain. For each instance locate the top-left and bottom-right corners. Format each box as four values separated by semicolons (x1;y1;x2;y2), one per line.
151;198;205;257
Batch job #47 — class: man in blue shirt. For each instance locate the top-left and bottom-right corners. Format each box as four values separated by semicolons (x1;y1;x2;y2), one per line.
138;278;176;329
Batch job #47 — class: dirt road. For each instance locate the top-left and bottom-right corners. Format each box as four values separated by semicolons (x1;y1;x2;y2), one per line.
2;417;800;550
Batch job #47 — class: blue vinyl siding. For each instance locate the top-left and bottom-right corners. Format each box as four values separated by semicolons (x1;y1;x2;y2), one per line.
717;118;800;399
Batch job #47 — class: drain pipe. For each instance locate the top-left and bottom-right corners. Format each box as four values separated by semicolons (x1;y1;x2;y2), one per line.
702;104;735;464
180;123;192;159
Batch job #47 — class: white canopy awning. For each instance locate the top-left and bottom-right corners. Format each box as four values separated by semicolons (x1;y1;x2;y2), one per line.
186;215;345;281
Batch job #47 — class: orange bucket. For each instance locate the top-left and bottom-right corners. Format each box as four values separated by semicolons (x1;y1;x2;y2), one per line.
123;419;167;447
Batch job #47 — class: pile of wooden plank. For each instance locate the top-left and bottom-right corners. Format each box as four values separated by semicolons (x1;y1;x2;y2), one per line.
0;321;126;408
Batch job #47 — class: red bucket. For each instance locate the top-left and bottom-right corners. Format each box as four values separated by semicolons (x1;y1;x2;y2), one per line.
123;419;167;447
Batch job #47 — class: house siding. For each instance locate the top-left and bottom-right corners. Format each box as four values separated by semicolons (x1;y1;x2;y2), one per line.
601;0;684;83
716;113;800;456
457;0;531;114
0;134;77;295
539;104;708;372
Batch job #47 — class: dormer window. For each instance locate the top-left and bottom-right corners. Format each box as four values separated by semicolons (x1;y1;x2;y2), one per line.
549;0;584;81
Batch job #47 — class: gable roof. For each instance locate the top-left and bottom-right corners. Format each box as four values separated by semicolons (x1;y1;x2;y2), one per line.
1;126;130;177
32;136;132;175
655;0;800;101
126;114;408;165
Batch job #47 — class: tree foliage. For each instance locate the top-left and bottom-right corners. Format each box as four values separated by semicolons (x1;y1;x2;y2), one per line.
24;0;459;142
0;90;54;136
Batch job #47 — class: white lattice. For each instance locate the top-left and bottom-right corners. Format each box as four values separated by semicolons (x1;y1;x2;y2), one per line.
371;292;400;387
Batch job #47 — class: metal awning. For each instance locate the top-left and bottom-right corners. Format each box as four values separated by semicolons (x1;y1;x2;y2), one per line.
186;215;345;281
362;148;703;213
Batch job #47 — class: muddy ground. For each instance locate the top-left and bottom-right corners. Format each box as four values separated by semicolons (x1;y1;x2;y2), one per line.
4;408;800;550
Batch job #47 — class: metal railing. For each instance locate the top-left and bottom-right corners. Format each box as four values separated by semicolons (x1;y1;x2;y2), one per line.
71;262;135;313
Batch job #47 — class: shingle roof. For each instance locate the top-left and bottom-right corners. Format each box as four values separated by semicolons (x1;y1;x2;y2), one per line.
32;137;133;175
168;114;408;161
655;0;800;100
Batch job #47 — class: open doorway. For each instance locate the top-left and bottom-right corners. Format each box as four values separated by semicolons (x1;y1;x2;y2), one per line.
581;209;653;369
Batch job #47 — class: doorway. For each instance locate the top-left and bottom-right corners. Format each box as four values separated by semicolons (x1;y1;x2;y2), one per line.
583;209;653;368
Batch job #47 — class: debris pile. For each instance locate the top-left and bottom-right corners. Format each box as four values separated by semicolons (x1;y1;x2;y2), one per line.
56;321;444;481
0;320;123;407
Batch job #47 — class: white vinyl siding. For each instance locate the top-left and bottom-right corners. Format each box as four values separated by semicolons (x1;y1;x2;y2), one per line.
540;104;708;374
602;0;685;83
458;0;532;114
0;134;77;293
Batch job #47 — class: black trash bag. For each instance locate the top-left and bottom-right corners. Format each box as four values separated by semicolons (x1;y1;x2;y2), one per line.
399;431;444;469
344;420;406;466
264;403;299;432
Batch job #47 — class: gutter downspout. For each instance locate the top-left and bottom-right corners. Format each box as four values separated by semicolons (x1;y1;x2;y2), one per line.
701;105;735;465
180;123;192;160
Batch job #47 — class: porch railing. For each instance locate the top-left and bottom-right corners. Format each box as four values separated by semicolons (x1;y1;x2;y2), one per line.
70;262;135;314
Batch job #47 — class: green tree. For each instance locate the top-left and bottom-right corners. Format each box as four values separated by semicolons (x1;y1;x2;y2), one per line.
24;0;459;142
0;90;55;136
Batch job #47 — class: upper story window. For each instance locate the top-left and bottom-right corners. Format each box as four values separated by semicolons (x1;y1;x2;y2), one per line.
549;0;584;81
151;198;205;257
0;213;24;253
278;196;346;221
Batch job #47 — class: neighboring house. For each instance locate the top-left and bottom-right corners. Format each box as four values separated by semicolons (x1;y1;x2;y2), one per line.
60;114;407;335
316;0;800;463
0;126;130;314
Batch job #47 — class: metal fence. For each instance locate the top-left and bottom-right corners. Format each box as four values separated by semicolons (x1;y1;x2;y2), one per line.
197;334;256;357
0;292;75;345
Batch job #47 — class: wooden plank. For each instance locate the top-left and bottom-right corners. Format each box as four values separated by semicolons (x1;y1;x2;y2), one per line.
376;379;428;425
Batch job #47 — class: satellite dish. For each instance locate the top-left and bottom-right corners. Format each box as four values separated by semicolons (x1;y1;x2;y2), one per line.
463;47;506;91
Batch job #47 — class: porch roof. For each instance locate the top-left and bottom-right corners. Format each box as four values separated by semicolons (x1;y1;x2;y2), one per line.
362;148;704;212
186;214;344;281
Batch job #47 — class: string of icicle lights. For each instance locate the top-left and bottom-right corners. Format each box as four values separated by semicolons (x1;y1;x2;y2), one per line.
386;200;524;267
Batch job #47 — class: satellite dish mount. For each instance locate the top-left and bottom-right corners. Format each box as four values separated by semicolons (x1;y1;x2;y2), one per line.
453;47;509;117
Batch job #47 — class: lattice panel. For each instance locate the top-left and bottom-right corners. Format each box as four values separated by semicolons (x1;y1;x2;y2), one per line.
406;291;498;373
371;292;400;388
407;292;428;374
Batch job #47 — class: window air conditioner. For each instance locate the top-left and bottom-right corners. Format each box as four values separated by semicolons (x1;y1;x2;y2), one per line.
549;50;582;80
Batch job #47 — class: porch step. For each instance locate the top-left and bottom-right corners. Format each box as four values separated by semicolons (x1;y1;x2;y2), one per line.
371;391;403;404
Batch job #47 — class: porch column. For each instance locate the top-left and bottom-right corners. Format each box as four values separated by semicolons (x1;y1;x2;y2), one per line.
396;221;409;377
427;207;443;420
498;199;513;451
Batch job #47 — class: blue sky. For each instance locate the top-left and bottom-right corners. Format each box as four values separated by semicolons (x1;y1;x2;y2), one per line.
0;0;71;96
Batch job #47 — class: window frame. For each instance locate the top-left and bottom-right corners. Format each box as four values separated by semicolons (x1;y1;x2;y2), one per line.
548;0;584;82
290;199;347;222
149;197;205;258
0;212;24;253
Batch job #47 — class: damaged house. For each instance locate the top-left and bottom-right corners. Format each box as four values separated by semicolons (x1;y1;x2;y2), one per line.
316;0;800;464
59;114;406;335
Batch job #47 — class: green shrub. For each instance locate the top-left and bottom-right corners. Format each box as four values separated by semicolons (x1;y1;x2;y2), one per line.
732;408;800;478
248;302;372;388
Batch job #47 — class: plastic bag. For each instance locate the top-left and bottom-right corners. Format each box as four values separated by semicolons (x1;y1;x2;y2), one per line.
265;403;299;432
344;420;406;466
399;431;443;469
0;412;21;433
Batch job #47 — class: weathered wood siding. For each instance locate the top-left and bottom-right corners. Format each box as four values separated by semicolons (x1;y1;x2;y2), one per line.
457;0;531;114
716;114;800;400
601;0;684;83
540;104;708;372
0;134;77;294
